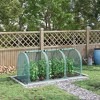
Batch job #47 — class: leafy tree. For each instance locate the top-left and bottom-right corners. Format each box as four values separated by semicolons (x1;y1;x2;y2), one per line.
1;0;100;31
0;0;23;31
74;0;100;29
18;0;75;30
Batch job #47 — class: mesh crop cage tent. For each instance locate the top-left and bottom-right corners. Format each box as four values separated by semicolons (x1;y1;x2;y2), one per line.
16;50;49;84
61;48;82;76
16;48;82;84
44;49;66;79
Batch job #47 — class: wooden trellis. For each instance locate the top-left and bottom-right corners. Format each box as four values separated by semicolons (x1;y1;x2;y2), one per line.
0;32;40;48
44;31;86;46
89;31;100;44
0;29;100;68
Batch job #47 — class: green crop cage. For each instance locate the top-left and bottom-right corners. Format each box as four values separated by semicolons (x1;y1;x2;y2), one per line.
61;48;82;77
16;48;82;84
16;50;49;84
44;49;66;79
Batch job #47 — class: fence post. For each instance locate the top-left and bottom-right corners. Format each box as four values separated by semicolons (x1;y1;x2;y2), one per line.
86;26;90;58
40;28;44;50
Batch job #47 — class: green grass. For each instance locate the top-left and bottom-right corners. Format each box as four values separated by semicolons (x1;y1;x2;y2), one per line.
0;73;79;100
75;65;100;95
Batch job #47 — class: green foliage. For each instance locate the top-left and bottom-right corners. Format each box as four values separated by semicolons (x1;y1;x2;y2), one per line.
38;60;46;80
30;58;76;81
17;0;100;30
67;58;74;74
0;0;23;31
30;59;46;81
23;0;100;30
30;61;38;81
50;58;64;78
74;0;100;29
30;58;64;81
1;0;100;31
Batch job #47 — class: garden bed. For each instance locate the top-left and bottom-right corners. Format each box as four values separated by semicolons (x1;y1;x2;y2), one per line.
11;73;88;88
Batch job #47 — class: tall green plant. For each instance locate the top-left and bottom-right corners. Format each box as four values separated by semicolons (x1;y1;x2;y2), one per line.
38;60;46;80
30;61;38;81
67;58;74;74
50;58;64;78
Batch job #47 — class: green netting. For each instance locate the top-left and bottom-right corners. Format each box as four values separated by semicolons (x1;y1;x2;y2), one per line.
17;50;49;84
17;52;30;84
44;49;66;79
61;48;82;76
16;48;82;84
26;51;49;82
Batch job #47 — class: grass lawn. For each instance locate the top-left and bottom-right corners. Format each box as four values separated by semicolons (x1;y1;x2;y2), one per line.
75;65;100;95
0;73;79;100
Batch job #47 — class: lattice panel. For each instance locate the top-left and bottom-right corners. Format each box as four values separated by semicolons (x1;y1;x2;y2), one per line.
74;32;86;44
89;31;100;44
0;32;39;48
44;31;86;46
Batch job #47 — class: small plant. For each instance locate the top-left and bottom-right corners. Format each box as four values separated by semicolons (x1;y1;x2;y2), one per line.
38;59;46;80
50;58;64;78
30;61;38;81
67;58;74;74
30;59;46;81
